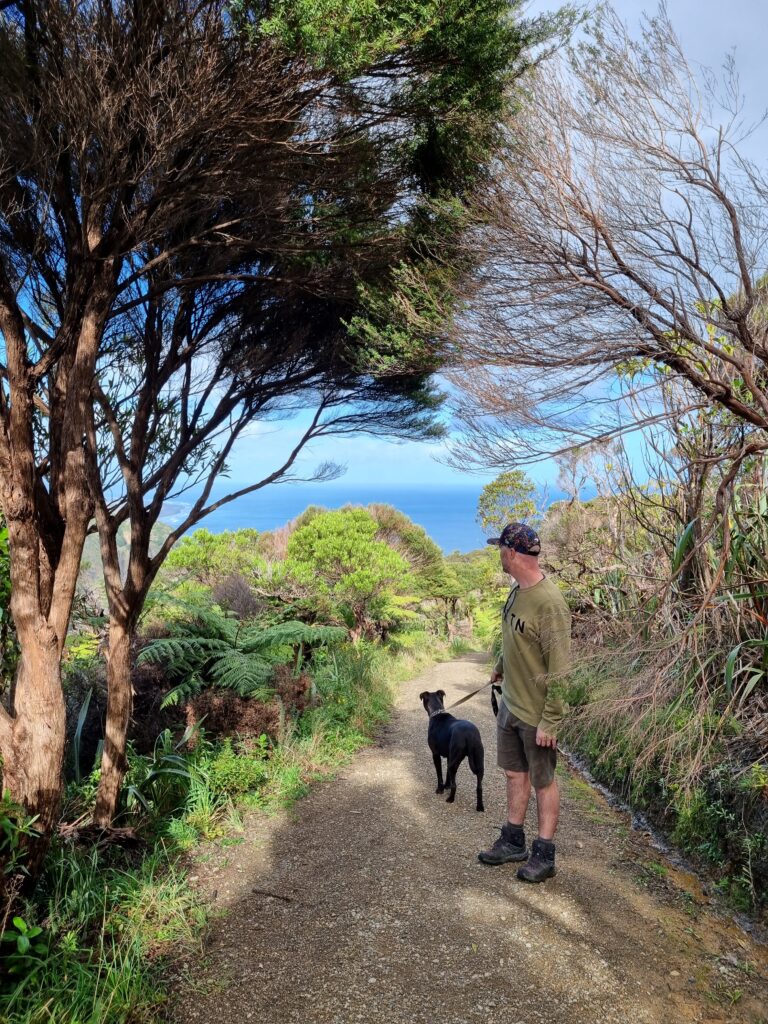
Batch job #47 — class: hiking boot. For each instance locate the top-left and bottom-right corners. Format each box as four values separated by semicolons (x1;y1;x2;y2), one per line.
516;838;556;882
477;823;528;865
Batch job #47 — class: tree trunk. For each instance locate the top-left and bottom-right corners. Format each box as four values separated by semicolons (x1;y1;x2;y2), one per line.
1;630;66;875
93;616;133;827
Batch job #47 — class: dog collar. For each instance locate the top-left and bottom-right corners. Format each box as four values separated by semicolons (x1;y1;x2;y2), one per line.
429;708;449;718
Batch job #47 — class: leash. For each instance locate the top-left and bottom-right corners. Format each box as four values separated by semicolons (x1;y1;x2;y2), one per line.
430;678;496;715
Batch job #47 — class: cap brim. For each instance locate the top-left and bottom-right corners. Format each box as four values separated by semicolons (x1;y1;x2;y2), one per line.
486;538;502;546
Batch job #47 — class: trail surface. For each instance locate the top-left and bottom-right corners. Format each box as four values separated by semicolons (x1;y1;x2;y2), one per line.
173;653;767;1024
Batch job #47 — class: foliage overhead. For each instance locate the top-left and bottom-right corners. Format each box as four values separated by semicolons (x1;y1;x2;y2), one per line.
0;0;567;831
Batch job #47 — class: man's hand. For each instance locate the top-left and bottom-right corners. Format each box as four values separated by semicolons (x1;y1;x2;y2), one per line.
535;727;557;749
490;669;503;683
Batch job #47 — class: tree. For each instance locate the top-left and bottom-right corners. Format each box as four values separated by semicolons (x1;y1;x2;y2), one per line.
164;530;265;589
476;470;538;533
0;0;556;841
367;503;443;575
285;508;409;639
451;6;768;489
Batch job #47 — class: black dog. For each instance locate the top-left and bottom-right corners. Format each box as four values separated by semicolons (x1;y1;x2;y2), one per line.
419;689;484;812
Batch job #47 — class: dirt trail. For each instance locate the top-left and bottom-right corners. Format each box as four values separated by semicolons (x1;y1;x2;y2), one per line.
172;654;768;1024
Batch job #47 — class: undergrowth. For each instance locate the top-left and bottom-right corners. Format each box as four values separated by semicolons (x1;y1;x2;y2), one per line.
1;844;205;1024
560;656;768;918
0;629;446;1023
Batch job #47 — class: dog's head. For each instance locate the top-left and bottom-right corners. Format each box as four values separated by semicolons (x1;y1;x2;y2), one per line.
419;689;446;716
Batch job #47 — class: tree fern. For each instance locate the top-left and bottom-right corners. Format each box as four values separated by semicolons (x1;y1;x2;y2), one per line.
241;621;345;654
210;651;274;697
139;605;346;708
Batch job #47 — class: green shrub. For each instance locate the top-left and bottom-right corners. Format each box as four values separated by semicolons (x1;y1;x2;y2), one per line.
182;776;234;841
386;627;430;653
285;508;410;638
472;604;501;653
0;915;49;990
207;738;269;796
163;817;199;851
122;728;201;819
449;636;474;655
138;603;344;706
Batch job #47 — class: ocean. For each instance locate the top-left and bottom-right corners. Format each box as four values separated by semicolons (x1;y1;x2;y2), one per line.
162;483;490;554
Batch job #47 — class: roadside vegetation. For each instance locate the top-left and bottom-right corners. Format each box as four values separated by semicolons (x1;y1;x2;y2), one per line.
541;441;768;918
473;438;768;923
0;504;502;1022
448;6;768;925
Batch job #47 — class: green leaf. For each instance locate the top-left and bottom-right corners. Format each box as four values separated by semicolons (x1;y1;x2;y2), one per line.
724;639;768;697
724;643;742;696
125;786;152;812
671;520;697;576
742;672;764;701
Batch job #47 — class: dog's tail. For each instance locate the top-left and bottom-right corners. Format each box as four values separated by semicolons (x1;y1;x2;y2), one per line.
468;743;484;779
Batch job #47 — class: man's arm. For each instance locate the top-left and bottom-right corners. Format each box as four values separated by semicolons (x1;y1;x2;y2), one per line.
536;602;572;746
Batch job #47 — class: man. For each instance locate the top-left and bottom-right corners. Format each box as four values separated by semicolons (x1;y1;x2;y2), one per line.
478;522;571;882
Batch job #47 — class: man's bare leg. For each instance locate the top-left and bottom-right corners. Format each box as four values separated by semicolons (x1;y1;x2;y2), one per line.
505;770;531;826
534;778;559;841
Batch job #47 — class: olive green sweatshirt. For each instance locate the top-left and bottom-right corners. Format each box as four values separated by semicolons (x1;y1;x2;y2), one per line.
493;576;571;736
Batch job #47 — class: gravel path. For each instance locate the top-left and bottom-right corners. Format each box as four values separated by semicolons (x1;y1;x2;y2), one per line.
172;653;768;1024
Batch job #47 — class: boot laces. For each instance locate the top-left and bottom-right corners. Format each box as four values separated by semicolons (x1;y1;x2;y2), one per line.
490;826;512;850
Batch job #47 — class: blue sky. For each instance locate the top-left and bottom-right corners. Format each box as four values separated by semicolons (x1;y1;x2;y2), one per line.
222;0;768;494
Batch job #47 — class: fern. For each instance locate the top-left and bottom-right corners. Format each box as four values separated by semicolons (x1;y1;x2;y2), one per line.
142;606;346;708
138;636;231;669
160;674;205;708
241;620;345;653
210;651;274;698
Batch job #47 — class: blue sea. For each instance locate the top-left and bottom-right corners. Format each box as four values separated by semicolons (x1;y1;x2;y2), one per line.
162;484;490;554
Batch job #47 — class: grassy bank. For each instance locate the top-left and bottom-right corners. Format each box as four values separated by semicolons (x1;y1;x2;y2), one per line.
560;658;768;920
1;633;451;1023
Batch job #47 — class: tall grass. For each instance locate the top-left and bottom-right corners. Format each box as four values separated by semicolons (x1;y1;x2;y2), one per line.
2;845;205;1024
559;656;768;915
546;476;768;916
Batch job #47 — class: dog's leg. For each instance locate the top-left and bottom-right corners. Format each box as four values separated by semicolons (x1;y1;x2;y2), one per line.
476;779;484;812
432;752;445;793
445;754;464;803
469;745;485;812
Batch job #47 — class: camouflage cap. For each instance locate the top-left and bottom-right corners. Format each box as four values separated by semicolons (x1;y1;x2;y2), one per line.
486;522;541;555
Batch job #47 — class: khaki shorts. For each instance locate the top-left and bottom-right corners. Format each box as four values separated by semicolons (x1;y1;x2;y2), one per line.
497;699;557;789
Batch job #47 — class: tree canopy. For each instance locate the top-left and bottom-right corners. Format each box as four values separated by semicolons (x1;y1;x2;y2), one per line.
450;7;768;477
0;0;565;834
286;508;410;637
476;470;538;533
